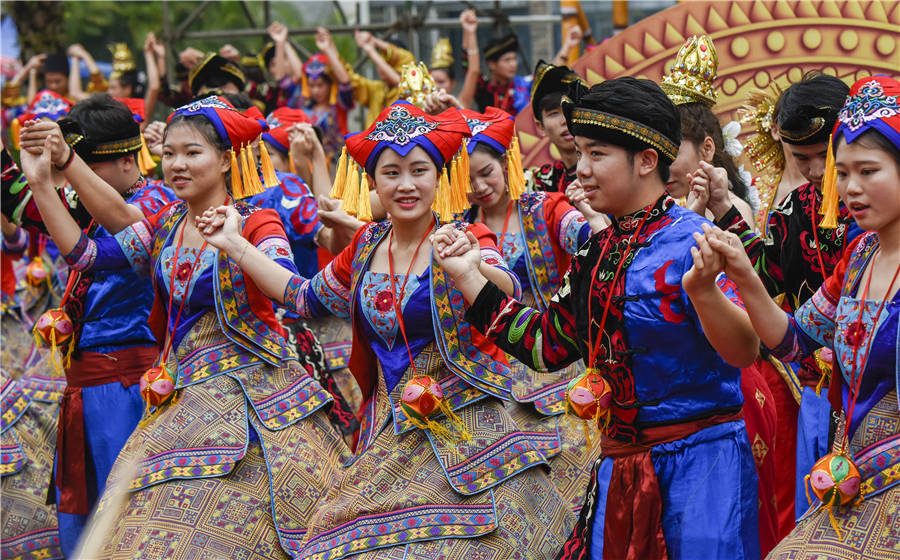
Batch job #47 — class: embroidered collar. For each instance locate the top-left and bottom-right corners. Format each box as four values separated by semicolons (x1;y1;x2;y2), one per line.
610;195;674;233
121;175;147;199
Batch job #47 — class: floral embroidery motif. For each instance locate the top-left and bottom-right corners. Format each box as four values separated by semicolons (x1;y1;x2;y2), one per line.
359;271;421;349
160;245;214;305
366;105;438;144
465;117;491;136
839;79;899;132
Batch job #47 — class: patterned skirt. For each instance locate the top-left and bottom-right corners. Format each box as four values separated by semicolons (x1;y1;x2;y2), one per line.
298;342;575;560
88;314;347;559
1;371;65;560
504;291;603;514
768;390;900;559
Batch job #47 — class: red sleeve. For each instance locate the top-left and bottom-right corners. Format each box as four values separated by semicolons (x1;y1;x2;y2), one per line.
467;222;499;250
822;232;865;301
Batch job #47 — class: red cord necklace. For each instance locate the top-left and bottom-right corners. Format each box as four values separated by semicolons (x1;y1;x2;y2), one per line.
810;193;831;283
387;216;435;375
481;200;515;258
839;249;900;452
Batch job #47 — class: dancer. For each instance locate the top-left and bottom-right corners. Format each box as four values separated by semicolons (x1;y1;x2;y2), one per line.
22;95;344;559
705;75;900;560
707;73;851;525
440;77;761;559
13;94;174;555
200;100;575;558
461;106;606;511
528;60;582;193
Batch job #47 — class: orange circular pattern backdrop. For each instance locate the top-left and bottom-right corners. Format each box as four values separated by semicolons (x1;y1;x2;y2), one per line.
516;0;900;168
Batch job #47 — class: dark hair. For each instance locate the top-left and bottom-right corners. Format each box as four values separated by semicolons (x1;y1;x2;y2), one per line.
220;92;254;110
835;128;900;172
68;94;140;163
776;71;849;145
677;102;748;201
536;91;565;123
164;112;229;153
432;66;456;82
113;69;144;98
471;142;505;162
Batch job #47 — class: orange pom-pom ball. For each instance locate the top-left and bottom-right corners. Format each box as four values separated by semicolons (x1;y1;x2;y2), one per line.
26;258;50;287
33;308;74;347
809;452;861;507
400;375;444;421
140;365;176;407
566;370;612;420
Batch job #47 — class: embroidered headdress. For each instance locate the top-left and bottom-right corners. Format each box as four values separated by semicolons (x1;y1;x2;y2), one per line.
189;53;246;96
261;106;315;176
109;96;157;175
301;53;337;105
167;94;278;198
460;107;526;200
430;38;453;70
562;77;681;165
819;76;900;228
332;101;471;222
10;89;73;149
531;59;582;119
660;35;718;107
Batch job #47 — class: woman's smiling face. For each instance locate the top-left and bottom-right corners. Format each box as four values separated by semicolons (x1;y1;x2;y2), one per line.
372;146;439;222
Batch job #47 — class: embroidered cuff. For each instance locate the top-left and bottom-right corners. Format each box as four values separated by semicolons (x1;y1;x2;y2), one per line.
63;231;97;271
767;316;804;362
1;227;27;254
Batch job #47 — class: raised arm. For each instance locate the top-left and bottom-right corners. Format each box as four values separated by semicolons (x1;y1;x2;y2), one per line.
18;120;144;232
457;10;480;108
5;54;45;104
142;33;161;125
356;31;401;88
67;44;106;101
315;27;352;87
552;25;583;67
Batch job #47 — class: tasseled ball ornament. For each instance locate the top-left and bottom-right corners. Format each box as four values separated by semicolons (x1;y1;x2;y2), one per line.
33;308;74;347
804;452;861;540
33;308;75;377
566;369;612;422
400;375;470;442
808;453;861;507
140;365;176;408
26;258;50;287
401;375;444;420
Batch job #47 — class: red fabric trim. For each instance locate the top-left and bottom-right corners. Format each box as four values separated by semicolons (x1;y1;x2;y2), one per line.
56;346;158;514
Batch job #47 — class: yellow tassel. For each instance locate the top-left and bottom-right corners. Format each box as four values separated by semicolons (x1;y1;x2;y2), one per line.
329;81;338;105
804;473;813;507
341;163;360;216
230;149;242;198
239;146;254;199
330;146;348;199
827;506;845;541
138;133;156;175
63;334;74;370
437;168;452;222
246;145;265;196
460;140;472;193
819;134;839;229
259;141;280;188
11;119;20;151
449;157;464;214
357;172;373;222
507;136;526;200
300;72;310;100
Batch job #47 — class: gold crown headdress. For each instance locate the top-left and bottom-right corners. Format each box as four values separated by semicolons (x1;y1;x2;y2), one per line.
430;39;454;70
660;35;718;107
109;43;136;80
397;62;437;109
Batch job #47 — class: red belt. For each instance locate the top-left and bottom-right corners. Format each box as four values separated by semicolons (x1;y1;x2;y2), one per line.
599;410;743;560
56;346;157;514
